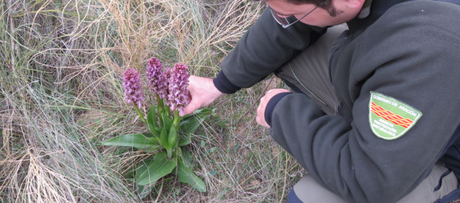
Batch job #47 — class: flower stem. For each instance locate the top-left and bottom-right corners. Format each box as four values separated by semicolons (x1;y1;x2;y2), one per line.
173;110;180;127
167;148;173;159
134;105;147;125
156;94;162;107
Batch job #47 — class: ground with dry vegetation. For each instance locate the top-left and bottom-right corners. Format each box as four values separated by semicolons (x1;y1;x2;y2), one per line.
0;0;304;202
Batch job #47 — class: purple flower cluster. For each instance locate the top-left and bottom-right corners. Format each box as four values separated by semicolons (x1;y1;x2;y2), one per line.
168;63;191;113
145;57;191;113
123;68;144;108
147;57;168;100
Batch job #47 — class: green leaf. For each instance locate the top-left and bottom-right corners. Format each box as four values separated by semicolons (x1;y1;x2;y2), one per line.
233;142;240;151
207;147;217;153
157;103;164;128
168;124;178;148
157;101;172;129
200;140;205;148
137;151;176;185
136;159;154;199
142;132;154;138
176;147;182;158
159;127;171;150
179;108;213;134
147;103;159;138
137;184;154;199
178;135;192;147
102;133;160;150
177;159;206;192
180;149;193;168
159;99;171;118
162;111;173;130
136;159;154;181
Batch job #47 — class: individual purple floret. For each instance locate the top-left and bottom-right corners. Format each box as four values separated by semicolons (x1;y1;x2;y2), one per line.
167;63;191;113
146;57;168;100
123;68;144;108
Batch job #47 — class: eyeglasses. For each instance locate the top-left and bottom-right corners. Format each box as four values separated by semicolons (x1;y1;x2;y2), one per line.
269;1;325;28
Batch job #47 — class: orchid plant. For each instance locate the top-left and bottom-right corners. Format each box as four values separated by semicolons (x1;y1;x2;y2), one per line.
103;57;212;197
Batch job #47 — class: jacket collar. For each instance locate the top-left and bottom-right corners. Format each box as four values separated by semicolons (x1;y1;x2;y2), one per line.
358;0;373;19
347;0;407;33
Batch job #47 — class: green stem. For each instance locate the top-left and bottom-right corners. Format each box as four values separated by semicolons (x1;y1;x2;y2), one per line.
166;148;173;159
134;105;147;125
165;104;171;118
156;94;162;107
156;94;171;118
173;110;180;127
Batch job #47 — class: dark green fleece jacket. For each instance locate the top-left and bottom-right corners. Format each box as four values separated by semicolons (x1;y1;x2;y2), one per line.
213;0;460;202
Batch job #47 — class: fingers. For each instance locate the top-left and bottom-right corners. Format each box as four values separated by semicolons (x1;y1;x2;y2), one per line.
181;97;200;116
256;97;270;128
181;78;201;116
256;94;269;128
180;75;224;116
255;88;291;128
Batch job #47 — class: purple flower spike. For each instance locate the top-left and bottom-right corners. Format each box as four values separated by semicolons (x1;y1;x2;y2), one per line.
123;68;144;108
147;57;168;99
168;63;191;113
163;67;172;107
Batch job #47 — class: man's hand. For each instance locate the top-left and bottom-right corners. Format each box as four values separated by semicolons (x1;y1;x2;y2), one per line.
256;89;291;128
182;76;224;116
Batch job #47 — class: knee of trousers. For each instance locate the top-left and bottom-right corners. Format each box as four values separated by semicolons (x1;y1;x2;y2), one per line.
275;24;347;115
288;163;459;203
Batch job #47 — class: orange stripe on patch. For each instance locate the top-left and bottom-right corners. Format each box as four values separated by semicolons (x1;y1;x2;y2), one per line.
371;102;413;128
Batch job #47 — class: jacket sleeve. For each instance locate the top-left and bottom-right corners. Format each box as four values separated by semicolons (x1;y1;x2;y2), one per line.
269;2;460;203
214;8;326;93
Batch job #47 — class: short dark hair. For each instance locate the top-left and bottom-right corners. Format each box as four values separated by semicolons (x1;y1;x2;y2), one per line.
285;0;327;5
258;0;339;17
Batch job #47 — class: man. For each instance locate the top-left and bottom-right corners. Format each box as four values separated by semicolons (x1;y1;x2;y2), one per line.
182;0;460;202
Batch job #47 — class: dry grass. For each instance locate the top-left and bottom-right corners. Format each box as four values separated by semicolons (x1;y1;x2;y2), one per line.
0;0;304;202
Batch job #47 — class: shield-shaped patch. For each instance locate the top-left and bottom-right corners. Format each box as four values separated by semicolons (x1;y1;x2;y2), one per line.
369;92;423;140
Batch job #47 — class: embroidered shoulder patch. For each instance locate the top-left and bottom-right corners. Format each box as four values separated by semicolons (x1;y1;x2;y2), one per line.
369;92;422;140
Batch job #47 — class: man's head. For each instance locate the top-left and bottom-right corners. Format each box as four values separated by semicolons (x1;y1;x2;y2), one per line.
283;0;339;17
260;0;366;27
